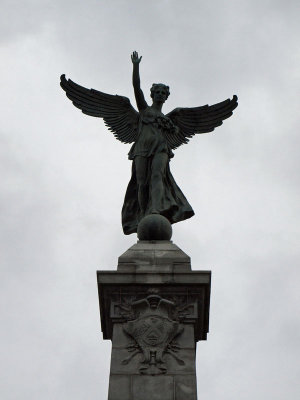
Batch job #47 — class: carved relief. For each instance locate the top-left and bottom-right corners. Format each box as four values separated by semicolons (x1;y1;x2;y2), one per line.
121;295;185;375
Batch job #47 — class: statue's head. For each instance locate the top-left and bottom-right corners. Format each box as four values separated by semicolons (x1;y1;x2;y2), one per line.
150;83;170;103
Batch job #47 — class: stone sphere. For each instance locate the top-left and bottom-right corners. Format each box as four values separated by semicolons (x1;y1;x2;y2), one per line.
137;214;172;241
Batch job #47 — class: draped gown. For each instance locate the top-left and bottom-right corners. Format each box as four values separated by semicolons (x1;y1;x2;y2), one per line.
122;106;194;235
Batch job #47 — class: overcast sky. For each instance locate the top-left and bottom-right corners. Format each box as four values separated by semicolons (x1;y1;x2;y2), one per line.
1;1;299;399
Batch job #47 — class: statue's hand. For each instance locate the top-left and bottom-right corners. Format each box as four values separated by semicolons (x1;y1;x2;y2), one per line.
131;51;142;64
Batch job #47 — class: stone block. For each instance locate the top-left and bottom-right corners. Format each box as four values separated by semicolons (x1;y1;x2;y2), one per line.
175;374;197;400
132;375;174;400
97;240;211;400
108;375;131;400
117;241;191;272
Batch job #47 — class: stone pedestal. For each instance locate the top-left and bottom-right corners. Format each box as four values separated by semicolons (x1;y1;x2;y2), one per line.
97;240;211;400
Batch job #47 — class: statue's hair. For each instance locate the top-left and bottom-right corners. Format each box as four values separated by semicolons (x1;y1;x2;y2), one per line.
150;83;170;99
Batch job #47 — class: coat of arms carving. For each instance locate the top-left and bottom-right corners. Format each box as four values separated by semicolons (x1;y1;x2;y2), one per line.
121;294;184;375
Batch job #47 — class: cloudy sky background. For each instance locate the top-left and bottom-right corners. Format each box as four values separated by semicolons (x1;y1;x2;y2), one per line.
1;1;299;399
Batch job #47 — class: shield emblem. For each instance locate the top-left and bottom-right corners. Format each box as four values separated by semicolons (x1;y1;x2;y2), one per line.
122;295;184;375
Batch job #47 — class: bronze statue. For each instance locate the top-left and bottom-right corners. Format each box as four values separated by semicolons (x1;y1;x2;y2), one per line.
60;51;238;235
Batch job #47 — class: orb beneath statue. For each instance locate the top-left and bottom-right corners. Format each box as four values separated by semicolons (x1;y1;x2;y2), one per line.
137;214;172;241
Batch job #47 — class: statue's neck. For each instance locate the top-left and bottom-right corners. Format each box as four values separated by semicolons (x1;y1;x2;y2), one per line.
151;102;163;112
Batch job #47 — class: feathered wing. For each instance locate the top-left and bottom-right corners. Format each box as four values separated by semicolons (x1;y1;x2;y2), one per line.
165;95;238;149
60;74;139;144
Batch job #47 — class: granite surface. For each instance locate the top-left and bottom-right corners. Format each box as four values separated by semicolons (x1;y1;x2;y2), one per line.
97;240;211;400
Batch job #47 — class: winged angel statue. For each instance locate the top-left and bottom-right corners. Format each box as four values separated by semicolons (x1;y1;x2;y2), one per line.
60;51;238;235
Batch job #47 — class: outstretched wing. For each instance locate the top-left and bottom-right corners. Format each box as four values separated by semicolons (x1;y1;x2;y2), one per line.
60;74;139;144
165;95;238;149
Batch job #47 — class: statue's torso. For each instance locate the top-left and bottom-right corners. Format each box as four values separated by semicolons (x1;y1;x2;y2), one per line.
128;107;174;160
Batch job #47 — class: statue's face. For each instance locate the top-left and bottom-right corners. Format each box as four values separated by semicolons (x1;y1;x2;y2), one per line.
152;86;168;103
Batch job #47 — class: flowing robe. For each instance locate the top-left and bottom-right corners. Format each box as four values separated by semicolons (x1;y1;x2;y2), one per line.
122;107;194;235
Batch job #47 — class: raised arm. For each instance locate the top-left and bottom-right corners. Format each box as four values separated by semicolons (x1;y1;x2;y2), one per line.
131;51;147;111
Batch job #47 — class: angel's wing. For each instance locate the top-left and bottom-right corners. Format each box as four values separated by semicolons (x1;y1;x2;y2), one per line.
60;74;139;144
165;95;238;149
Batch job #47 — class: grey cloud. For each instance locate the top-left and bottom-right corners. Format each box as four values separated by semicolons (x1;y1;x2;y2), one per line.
1;0;299;399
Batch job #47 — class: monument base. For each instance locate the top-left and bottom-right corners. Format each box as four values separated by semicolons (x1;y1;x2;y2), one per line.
97;240;211;400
